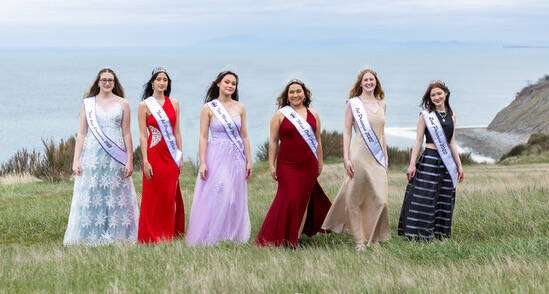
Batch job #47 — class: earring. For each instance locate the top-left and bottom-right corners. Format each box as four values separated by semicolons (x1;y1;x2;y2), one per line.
151;85;154;90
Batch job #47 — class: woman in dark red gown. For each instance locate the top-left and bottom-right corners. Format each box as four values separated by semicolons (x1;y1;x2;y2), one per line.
137;67;185;243
256;79;332;248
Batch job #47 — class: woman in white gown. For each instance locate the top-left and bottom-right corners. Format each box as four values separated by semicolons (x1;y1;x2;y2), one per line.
63;68;139;246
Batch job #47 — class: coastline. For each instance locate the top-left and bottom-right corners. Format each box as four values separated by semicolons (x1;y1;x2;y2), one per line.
455;127;529;161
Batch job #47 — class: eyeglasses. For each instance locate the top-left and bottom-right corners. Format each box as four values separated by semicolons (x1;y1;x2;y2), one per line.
99;78;115;84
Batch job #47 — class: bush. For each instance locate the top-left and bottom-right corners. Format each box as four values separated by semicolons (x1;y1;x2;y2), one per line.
1;136;76;182
133;145;143;171
499;133;549;162
459;152;475;165
255;139;271;162
387;146;413;166
0;149;42;176
37;137;76;181
320;130;343;158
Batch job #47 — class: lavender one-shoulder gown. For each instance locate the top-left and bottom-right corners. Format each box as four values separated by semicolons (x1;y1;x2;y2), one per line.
186;115;251;246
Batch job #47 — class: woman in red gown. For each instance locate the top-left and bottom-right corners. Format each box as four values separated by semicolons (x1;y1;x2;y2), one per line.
137;67;185;243
256;79;332;248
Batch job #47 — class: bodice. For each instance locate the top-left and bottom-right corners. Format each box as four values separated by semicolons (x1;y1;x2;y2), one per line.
210;115;242;142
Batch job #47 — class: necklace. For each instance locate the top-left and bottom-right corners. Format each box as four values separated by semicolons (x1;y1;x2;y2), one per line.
437;110;447;123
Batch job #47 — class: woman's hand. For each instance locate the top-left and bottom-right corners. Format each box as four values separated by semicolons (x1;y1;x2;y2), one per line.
344;158;354;178
179;159;184;174
124;162;133;178
407;164;416;180
143;161;153;180
458;166;464;183
72;161;82;176
318;165;323;177
270;165;277;181
246;162;252;180
199;163;208;180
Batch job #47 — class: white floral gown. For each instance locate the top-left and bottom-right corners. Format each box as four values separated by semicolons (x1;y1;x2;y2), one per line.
63;102;139;246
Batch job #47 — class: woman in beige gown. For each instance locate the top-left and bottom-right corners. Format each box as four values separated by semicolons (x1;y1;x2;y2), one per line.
322;68;390;250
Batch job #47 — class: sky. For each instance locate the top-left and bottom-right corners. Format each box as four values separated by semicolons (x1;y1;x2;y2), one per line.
1;0;549;47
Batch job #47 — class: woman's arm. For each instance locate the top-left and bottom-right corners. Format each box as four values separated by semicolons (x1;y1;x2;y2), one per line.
449;114;464;182
172;98;184;170
72;104;88;176
407;114;426;180
343;102;355;178
137;102;152;180
198;105;211;180
269;112;282;181
239;104;253;179
120;99;133;178
381;101;388;169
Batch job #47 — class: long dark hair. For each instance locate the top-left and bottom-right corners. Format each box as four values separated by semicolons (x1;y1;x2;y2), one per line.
421;80;453;115
204;71;239;103
85;68;125;98
141;67;172;100
349;68;384;100
277;79;312;108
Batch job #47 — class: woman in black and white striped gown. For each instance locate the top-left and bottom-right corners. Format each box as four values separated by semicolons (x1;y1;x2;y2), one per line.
398;80;464;240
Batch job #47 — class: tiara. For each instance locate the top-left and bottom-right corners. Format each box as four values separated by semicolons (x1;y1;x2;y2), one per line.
430;79;446;85
100;66;114;71
152;67;168;75
359;66;377;75
288;78;305;85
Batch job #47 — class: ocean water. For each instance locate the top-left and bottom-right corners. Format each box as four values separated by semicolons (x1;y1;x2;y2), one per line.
1;45;548;163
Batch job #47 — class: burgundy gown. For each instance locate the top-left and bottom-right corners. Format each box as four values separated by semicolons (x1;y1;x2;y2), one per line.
256;109;332;247
137;97;185;243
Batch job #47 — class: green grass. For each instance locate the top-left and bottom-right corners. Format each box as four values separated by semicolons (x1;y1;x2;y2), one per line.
1;162;548;293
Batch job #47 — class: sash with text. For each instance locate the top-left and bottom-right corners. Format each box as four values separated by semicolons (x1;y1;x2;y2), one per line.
83;97;128;166
144;97;183;167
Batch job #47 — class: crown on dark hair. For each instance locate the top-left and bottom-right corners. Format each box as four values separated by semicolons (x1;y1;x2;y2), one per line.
430;79;446;86
152;67;168;75
287;78;305;86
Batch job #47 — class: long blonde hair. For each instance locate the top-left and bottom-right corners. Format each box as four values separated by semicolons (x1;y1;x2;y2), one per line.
348;69;384;100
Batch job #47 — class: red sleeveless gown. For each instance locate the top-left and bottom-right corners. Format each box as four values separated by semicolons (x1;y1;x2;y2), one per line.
256;109;332;247
138;97;185;243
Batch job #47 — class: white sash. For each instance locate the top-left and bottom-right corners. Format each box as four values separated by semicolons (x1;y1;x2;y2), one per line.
206;99;246;159
422;110;457;187
278;106;318;160
348;97;386;168
144;97;183;168
83;97;128;166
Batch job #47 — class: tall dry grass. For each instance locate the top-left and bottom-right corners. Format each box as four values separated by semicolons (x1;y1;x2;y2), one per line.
0;137;76;182
37;137;76;181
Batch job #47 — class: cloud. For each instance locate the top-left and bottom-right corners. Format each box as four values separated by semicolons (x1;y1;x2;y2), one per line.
1;0;548;45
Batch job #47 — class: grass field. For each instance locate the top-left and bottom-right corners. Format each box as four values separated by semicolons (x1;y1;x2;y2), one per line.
1;161;548;293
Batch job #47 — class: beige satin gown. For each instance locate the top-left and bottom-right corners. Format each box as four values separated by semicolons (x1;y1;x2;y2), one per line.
322;99;390;246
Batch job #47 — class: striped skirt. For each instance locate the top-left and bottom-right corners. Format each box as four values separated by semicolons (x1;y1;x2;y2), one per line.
398;148;456;240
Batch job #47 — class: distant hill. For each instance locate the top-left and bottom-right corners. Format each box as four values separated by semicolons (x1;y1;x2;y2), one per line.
488;76;549;134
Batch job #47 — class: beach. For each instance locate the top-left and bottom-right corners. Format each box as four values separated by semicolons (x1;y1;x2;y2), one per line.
455;127;529;161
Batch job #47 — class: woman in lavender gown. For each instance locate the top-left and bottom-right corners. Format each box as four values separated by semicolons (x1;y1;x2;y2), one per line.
186;71;252;246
